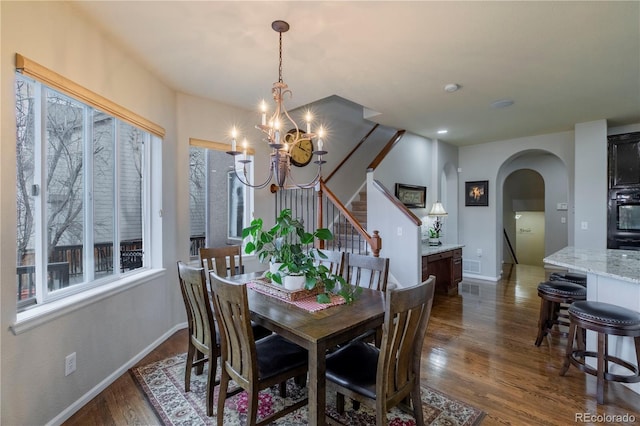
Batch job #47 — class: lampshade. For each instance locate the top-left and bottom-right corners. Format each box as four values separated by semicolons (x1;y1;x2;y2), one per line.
428;202;448;216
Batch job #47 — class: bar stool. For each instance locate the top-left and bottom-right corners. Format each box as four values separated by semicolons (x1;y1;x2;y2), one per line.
535;281;586;346
549;271;587;287
560;301;640;404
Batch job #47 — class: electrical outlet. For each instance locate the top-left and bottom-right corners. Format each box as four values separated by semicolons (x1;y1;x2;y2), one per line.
581;221;588;230
397;227;403;236
476;248;482;257
65;352;76;376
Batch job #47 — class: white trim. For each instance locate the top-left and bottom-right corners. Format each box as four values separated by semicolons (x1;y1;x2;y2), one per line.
462;272;500;282
45;322;188;426
11;269;166;335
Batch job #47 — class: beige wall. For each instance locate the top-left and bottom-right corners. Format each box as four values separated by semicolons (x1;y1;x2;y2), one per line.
1;2;181;424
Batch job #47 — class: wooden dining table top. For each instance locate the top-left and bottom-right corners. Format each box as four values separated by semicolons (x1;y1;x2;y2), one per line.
217;270;386;426
220;271;385;344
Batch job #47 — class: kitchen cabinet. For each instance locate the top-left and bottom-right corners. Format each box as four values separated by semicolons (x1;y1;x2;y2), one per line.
608;132;640;188
421;245;463;295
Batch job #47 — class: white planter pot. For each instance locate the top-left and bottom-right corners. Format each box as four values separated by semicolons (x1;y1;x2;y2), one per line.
270;262;284;274
284;274;306;291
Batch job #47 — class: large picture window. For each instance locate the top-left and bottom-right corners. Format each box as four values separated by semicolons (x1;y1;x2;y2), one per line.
15;72;158;311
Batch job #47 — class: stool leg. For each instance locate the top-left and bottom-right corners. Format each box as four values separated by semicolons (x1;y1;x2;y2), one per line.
597;332;605;405
536;298;550;346
560;320;577;376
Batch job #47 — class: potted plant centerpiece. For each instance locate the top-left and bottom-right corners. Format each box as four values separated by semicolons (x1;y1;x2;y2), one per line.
242;209;359;303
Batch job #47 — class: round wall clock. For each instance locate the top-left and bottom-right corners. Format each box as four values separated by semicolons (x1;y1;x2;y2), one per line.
286;129;314;167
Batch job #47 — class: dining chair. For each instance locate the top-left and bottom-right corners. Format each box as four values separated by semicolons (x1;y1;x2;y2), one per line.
210;272;309;426
341;253;390;345
317;249;345;276
176;261;219;416
343;252;389;292
200;245;244;277
325;275;436;426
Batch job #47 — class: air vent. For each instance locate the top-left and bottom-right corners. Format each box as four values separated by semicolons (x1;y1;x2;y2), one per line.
460;282;481;296
463;259;481;274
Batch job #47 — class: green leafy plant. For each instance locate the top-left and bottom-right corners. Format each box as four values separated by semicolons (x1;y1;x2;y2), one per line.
242;208;359;304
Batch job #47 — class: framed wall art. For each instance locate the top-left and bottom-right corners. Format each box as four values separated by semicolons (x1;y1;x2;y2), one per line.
465;180;489;206
395;183;426;208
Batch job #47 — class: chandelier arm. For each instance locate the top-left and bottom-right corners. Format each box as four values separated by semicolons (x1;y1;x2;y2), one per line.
285;164;323;189
231;160;275;190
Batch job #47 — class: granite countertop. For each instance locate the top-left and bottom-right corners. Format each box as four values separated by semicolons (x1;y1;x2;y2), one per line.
421;243;464;256
544;246;640;284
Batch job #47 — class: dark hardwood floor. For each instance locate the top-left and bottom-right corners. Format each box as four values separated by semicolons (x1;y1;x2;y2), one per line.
64;264;640;425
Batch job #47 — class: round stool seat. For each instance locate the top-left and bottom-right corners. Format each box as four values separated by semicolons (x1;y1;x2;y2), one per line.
561;301;640;404
549;272;587;286
535;281;587;346
538;281;586;298
569;301;640;332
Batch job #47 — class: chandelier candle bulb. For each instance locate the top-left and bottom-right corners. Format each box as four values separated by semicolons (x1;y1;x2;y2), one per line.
260;101;267;125
231;127;238;152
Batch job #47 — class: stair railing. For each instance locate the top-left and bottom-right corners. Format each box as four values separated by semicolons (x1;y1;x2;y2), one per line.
273;181;381;257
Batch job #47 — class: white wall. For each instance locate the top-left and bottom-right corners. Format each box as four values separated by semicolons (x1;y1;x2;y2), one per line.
459;132;575;280
367;174;421;286
1;3;179;425
574;120;607;249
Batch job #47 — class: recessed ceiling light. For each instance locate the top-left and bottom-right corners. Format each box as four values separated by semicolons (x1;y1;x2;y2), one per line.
437;129;448;134
491;99;514;108
444;83;461;93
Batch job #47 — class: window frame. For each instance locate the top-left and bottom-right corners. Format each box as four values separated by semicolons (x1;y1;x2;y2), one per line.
188;138;254;256
12;54;165;330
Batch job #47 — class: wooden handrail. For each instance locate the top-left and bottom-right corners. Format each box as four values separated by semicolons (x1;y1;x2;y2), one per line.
324;123;379;183
367;130;406;171
372;179;422;226
319;180;382;257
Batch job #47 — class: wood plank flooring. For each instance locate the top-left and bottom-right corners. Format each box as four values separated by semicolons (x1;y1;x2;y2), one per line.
64;264;640;425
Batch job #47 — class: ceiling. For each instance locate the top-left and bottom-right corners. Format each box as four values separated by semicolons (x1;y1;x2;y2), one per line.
70;1;640;146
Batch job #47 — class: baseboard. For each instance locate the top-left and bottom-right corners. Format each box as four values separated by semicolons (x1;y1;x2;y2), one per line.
46;322;188;426
462;272;500;282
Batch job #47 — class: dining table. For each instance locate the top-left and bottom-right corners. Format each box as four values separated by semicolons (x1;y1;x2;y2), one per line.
218;271;386;426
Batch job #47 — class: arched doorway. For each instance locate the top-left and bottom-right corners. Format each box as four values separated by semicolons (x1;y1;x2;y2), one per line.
496;151;570;269
503;169;545;266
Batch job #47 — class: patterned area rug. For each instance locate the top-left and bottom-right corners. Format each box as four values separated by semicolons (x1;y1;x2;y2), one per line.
131;353;484;426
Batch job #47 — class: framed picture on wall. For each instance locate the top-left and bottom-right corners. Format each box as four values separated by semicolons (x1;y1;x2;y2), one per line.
465;180;489;206
395;183;426;208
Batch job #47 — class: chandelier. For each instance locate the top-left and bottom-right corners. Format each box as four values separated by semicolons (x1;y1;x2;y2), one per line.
226;20;327;189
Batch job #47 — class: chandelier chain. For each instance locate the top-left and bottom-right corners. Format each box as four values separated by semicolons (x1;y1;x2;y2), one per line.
278;31;283;83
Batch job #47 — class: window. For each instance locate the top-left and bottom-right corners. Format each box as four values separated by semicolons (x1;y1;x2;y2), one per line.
15;56;163;312
189;139;253;256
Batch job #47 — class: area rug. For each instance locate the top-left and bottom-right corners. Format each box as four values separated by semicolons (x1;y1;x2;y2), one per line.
131;353;484;426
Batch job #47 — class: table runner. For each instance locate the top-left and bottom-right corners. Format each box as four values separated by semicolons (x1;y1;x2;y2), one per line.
247;281;346;312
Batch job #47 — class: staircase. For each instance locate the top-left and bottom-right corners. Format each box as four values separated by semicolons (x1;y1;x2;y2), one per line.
328;189;369;254
350;190;368;231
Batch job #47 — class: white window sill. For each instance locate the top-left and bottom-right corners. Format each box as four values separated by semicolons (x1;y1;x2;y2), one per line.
10;268;166;335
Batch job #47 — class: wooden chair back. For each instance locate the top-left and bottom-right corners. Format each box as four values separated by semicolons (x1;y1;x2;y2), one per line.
343;253;389;292
317;249;345;276
378;276;435;420
209;273;258;389
177;261;219;415
200;246;243;278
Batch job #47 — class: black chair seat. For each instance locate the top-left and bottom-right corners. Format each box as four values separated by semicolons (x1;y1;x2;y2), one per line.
256;335;308;379
326;340;378;399
549;272;587;286
538;281;586;298
569;301;640;328
251;323;272;341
